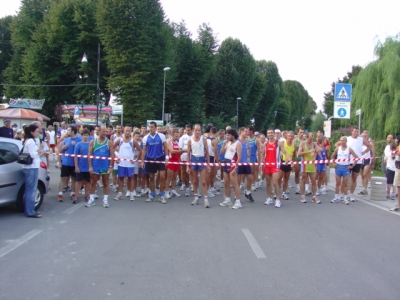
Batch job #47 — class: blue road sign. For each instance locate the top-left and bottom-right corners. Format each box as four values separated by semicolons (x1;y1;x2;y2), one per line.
74;106;79;117
337;108;347;118
334;83;352;101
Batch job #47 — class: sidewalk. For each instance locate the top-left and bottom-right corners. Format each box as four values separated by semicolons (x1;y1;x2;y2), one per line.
325;167;397;211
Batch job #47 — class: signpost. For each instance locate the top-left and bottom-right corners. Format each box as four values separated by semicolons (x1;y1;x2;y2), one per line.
323;120;332;138
333;83;352;119
356;108;361;132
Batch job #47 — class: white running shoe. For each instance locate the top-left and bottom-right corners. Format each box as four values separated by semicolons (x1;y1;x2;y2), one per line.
185;188;190;197
300;196;307;203
305;190;312;195
171;190;181;197
343;198;350;205
211;187;220;195
220;199;232;207
111;186;118;193
191;197;199;205
94;194;99;199
204;199;210;208
275;199;281;208
288;183;293;188
114;194;122;201
348;195;356;202
180;184;186;191
126;191;130;198
130;194;135;201
146;195;155;202
258;180;263;187
264;198;273;205
160;196;167;204
232;200;242;209
251;184;256;192
330;197;340;203
86;199;95;207
207;190;216;198
156;189;160;196
316;189;321;196
103;200;109;208
321;187;327;195
295;189;300;194
165;191;171;199
282;193;289;200
312;197;321;204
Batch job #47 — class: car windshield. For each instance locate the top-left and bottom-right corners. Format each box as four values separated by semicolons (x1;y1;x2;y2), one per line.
0;141;19;165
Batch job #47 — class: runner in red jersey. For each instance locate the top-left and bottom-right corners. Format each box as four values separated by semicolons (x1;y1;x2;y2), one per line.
259;128;292;208
165;129;185;200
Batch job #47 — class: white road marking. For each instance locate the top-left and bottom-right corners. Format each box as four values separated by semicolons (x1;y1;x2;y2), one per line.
62;202;85;214
241;228;266;259
0;229;43;259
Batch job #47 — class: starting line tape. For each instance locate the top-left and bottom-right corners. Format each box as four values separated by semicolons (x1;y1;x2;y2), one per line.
57;153;379;167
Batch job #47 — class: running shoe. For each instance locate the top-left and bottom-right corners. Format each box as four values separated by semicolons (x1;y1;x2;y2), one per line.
171;190;181;197
57;195;63;202
330;197;340;203
165;192;171;199
264;198;273;205
343;198;350;205
391;194;397;200
211;187;220;195
185;188;190;197
300;196;307;203
245;193;254;202
204;199;210;208
160;196;167;204
207;190;216;198
180;184;186;191
288;183;293;188
316;189;321;196
282;193;289;200
358;189;368;195
232;200;242;209
251;184;257;192
295;189;300;194
191;196;199;206
156;189;160;196
126;191;130;198
146;195;155;202
130;194;135;201
72;197;79;204
348;195;356;202
321;187;327;195
312;197;321;204
84;194;90;202
86;199;95;207
111;186;118;193
240;183;244;190
220;199;232;207
275;199;281;208
114;194;122;201
94;194;99;199
103;200;109;208
305;190;312;195
389;205;399;211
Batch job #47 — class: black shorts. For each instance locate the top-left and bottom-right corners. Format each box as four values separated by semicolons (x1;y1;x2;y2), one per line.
209;156;215;163
145;155;166;174
61;165;75;178
350;163;362;174
280;164;292;173
361;159;371;169
237;165;251;175
76;172;91;182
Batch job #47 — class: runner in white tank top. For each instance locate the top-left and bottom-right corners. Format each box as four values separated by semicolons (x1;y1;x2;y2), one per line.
331;136;359;204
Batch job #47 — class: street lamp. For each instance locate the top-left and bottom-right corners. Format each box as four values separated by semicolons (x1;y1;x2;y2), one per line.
162;67;171;125
2;95;6;101
81;43;101;125
236;97;241;129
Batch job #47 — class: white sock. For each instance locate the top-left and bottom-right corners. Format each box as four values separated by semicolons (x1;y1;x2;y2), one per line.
245;190;251;195
171;190;176;193
306;184;309;191
59;192;62;195
90;194;95;201
335;194;339;198
103;195;108;201
118;192;122;196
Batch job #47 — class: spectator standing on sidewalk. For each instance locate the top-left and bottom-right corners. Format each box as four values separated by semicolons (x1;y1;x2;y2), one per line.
390;136;400;211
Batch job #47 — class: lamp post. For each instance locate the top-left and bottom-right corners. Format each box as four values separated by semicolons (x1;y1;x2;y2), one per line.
162;67;171;125
236;97;241;129
81;43;101;125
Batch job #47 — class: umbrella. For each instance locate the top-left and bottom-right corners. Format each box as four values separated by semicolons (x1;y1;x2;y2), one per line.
0;108;50;121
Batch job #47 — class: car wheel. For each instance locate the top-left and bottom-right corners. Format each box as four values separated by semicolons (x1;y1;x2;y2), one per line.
16;184;44;212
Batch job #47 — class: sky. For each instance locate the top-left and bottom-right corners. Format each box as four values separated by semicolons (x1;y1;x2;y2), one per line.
1;0;400;112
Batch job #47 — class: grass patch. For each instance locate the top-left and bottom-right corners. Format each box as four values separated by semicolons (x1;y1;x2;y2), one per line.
371;170;385;177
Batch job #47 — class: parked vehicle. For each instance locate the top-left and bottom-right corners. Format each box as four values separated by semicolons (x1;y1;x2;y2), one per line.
0;137;50;211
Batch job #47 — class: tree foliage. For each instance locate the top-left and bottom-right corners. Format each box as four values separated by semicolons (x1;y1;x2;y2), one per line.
0;16;14;98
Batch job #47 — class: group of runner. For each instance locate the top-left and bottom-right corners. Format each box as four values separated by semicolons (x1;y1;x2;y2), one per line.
55;121;384;209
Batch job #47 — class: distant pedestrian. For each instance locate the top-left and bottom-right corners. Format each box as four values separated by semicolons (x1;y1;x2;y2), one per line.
0;117;14;138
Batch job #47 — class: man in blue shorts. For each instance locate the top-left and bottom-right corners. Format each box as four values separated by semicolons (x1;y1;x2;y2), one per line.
331;136;358;205
74;129;90;204
140;121;168;203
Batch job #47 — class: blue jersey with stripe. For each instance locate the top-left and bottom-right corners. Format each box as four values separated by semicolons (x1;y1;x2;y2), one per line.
217;138;224;160
247;137;257;159
143;133;166;159
92;138;110;170
239;137;248;163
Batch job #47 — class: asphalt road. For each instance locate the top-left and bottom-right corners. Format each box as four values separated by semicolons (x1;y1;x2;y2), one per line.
1;165;400;300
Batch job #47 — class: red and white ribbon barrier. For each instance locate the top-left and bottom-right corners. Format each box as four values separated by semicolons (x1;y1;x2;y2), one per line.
58;153;379;166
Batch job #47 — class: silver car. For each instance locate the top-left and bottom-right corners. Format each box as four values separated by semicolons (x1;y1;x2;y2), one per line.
0;137;50;211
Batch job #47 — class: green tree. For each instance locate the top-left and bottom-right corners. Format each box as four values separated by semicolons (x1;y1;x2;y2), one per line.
311;111;326;133
253;60;282;132
350;36;400;139
0;16;14;99
209;37;256;128
96;0;169;125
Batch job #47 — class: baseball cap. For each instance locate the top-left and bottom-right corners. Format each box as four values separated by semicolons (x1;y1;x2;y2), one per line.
274;129;281;133
4;117;11;122
12;123;18;127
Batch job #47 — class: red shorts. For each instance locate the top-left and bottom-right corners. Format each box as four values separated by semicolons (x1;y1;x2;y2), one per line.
50;144;56;149
264;167;280;175
167;161;180;172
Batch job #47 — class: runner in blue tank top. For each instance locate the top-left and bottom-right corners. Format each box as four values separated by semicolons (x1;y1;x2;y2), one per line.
246;125;260;191
238;127;254;202
87;126;114;208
